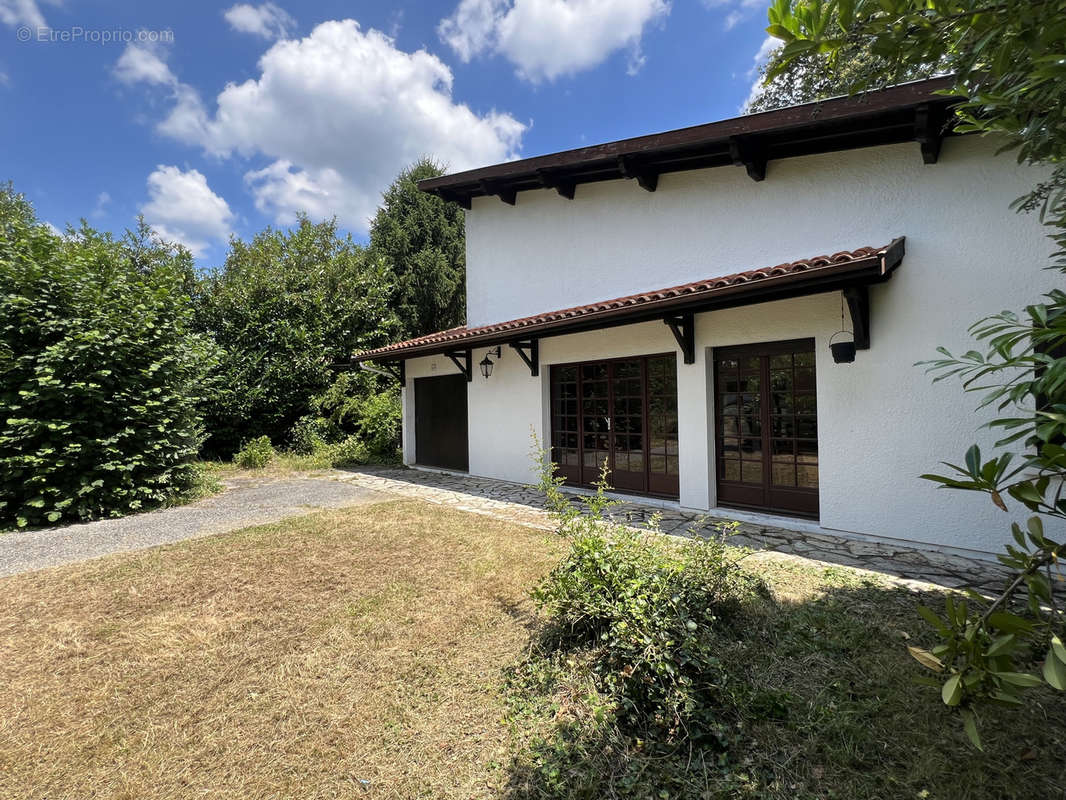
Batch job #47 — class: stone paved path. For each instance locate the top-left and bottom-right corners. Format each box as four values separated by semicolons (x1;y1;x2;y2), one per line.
336;465;1011;593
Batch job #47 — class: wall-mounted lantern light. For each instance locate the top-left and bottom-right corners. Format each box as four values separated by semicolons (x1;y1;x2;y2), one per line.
479;346;502;378
829;292;856;364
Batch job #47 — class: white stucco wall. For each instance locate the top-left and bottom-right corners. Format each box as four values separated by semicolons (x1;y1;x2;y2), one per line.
405;135;1060;557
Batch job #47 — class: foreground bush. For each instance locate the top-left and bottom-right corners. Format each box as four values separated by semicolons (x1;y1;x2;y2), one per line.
531;454;762;738
0;189;213;528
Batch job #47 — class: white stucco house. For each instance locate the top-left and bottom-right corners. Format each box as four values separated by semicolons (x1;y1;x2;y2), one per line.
354;76;1055;560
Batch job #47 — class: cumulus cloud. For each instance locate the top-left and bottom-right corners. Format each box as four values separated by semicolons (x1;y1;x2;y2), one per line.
119;20;525;233
438;0;670;83
141;166;234;256
0;0;52;30
223;3;295;40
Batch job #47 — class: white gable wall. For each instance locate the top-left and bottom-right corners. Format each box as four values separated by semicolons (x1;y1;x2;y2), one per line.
404;135;1059;557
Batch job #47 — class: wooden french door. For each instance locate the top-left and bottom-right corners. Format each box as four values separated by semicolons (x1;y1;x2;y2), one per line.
714;339;818;518
550;353;679;498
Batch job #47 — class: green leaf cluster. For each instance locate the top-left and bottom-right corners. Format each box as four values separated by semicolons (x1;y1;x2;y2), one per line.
192;217;397;455
368;158;466;339
0;186;214;528
531;444;763;738
762;0;1066;747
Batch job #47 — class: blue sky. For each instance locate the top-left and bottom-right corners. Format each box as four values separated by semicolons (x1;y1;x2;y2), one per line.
1;0;776;265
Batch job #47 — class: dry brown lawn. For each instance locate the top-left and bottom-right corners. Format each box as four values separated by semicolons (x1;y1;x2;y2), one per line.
0;499;562;800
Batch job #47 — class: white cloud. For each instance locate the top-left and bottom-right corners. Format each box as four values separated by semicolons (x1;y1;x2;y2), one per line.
120;20;526;233
43;220;62;236
141;166;234;256
223;3;295;40
438;0;670;83
707;0;762;31
114;42;177;86
0;0;50;30
92;191;111;218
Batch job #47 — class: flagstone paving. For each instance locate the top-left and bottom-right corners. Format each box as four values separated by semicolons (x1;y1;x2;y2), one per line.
337;465;1012;594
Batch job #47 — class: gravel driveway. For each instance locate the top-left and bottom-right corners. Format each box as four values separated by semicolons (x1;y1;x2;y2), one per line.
0;477;391;577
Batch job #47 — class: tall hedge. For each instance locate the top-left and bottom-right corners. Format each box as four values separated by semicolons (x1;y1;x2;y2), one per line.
0;189;213;528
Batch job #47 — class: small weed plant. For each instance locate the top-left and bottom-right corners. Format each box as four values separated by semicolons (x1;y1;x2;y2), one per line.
234;436;275;469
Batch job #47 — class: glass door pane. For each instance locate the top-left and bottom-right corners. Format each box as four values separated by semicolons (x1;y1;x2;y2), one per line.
714;340;818;518
647;354;679;496
609;359;646;493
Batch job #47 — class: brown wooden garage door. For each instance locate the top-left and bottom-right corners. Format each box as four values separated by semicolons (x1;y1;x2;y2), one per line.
415;374;468;471
714;339;818;518
550;353;679;498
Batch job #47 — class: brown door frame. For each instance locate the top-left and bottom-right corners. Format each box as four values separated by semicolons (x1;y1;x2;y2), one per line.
713;338;819;519
549;352;679;499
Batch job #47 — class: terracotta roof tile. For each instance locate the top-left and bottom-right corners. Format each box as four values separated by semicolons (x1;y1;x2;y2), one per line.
354;240;903;362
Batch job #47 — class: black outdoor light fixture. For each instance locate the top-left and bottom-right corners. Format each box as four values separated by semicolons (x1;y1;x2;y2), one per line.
479;346;502;378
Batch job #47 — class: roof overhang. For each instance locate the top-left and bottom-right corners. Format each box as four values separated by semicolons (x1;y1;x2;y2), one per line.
354;238;905;365
419;77;959;208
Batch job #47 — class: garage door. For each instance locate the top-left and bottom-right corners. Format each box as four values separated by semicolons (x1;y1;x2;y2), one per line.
415;374;469;471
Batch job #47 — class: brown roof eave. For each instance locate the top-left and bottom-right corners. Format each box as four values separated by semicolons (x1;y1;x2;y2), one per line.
417;77;959;202
353;238;904;364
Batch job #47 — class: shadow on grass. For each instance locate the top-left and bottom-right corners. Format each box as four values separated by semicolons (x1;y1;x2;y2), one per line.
501;579;1066;800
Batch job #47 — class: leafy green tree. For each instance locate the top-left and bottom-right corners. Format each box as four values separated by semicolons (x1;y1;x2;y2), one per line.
369;159;466;338
194;217;396;455
762;0;1066;746
746;39;929;112
0;185;214;528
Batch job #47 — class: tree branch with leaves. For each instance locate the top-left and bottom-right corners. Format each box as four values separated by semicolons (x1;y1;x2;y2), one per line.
761;0;1066;748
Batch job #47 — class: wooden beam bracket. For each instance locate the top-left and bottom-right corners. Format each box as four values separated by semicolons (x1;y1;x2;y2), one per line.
508;339;539;376
479;179;517;205
729;136;767;182
535;169;576;199
446;349;473;381
434;189;471;210
915;103;944;165
664;312;695;364
842;285;870;350
617;155;658;192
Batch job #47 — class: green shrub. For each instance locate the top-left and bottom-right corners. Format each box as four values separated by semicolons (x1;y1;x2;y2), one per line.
192;218;397;456
289;371;401;461
287;414;341;455
353;390;401;457
325;435;368;466
531;445;762;737
234;436;275;469
0;188;214;529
